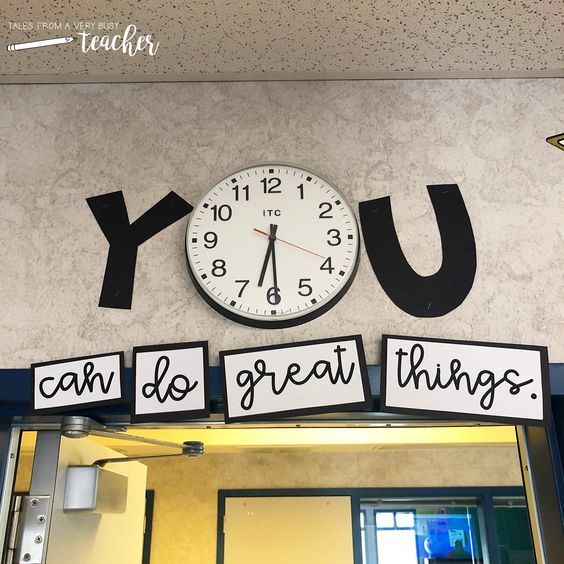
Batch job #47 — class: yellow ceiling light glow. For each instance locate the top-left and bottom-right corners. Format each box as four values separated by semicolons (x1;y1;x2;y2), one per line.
19;425;517;455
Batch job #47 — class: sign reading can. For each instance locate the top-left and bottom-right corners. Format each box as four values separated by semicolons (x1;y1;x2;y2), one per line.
220;335;372;423
381;335;550;425
32;352;124;413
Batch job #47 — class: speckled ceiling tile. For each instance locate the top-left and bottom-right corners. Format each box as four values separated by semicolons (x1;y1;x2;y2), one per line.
1;0;563;81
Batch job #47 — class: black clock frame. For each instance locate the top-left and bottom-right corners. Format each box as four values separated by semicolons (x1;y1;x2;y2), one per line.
184;162;361;329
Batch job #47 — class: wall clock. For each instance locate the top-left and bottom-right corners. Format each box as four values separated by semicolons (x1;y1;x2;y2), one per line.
185;163;360;328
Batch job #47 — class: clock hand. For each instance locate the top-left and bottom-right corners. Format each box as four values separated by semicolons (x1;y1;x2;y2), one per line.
253;228;326;260
257;223;276;287
270;224;279;290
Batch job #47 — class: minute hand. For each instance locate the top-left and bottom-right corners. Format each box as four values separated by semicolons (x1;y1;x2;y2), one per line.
257;224;277;287
253;228;326;259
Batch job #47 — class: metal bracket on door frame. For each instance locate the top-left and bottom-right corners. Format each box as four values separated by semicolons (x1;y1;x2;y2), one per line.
2;431;60;564
93;441;204;466
61;416;204;466
9;496;49;564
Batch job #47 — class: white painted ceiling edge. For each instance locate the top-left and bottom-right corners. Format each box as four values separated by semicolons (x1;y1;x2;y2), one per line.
1;0;562;83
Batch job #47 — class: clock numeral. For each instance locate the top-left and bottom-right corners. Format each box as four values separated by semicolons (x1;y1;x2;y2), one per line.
327;229;341;246
232;184;249;201
211;204;232;221
267;286;282;305
261;177;282;194
235;279;249;297
297;183;304;200
318;202;333;219
297;278;313;296
320;257;334;274
212;259;227;277
203;231;218;249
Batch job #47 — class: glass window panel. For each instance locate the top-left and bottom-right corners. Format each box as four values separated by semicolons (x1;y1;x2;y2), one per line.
395;511;415;528
362;498;484;563
376;529;417;564
493;497;535;564
375;512;395;528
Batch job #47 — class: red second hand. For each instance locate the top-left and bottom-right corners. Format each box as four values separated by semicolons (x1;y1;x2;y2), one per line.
253;228;326;259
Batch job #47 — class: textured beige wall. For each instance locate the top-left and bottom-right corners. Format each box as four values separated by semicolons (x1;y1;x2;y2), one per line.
145;446;523;563
0;79;562;367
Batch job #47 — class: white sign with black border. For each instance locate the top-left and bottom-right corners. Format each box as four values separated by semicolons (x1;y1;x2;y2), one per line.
220;335;372;423
381;335;550;425
32;351;124;413
132;341;209;422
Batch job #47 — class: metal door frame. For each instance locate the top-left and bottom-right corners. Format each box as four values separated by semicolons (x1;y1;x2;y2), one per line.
1;417;563;563
517;425;564;564
0;427;20;559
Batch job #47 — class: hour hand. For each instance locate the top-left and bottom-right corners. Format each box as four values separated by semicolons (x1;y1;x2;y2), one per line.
257;244;272;288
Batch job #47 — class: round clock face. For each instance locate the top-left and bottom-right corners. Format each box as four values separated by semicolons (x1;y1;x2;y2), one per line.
185;163;360;328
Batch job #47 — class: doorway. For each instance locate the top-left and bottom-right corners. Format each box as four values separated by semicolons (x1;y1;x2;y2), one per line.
5;423;533;563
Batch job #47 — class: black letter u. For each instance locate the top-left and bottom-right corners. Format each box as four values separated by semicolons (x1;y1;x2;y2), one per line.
359;184;476;317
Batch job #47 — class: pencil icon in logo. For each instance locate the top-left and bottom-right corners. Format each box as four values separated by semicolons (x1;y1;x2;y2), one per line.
7;36;74;52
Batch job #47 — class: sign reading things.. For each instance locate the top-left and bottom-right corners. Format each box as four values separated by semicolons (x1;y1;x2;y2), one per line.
381;335;550;425
220;335;372;423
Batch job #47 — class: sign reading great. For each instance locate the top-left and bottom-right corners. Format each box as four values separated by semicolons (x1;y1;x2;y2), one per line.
381;335;550;425
220;335;372;422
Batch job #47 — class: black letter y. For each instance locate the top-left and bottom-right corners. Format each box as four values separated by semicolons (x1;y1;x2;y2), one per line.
87;191;193;309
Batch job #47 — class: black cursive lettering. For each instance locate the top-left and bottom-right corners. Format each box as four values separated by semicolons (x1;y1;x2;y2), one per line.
236;346;356;411
396;344;534;410
142;355;198;404
39;361;114;399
